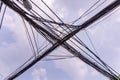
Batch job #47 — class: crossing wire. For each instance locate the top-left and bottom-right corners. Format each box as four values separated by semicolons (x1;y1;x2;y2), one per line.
1;0;120;79
17;0;120;76
39;0;119;76
44;0;120;76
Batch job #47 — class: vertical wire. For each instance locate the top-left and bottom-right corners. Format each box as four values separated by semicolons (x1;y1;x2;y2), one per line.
21;17;37;58
29;24;39;56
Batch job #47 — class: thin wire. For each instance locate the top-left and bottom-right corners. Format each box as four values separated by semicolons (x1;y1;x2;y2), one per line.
40;0;117;74
29;24;39;56
84;29;99;55
48;54;75;58
33;0;119;76
0;5;6;29
72;0;108;25
0;1;3;12
72;0;102;24
38;42;50;54
84;29;118;75
80;0;107;18
22;17;37;58
87;6;120;30
29;0;71;37
41;0;63;23
84;15;120;75
8;0;119;77
43;56;76;61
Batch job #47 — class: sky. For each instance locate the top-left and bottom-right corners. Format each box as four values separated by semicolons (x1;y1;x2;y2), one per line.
0;0;120;80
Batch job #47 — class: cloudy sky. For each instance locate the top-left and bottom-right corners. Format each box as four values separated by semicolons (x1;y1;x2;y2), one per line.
0;0;120;80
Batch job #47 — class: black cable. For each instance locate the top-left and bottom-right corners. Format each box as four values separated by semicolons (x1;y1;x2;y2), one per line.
72;0;108;24
0;1;3;12
87;6;120;30
0;5;6;29
29;0;72;37
72;31;119;76
72;0;102;24
3;0;119;79
40;0;118;76
32;0;119;76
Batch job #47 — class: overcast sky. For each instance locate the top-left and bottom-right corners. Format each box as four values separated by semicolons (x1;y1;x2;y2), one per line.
0;0;120;80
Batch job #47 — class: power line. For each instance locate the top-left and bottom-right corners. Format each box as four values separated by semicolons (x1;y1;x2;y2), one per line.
22;17;37;58
40;0;116;74
71;0;108;25
0;5;6;29
0;1;3;12
1;0;120;80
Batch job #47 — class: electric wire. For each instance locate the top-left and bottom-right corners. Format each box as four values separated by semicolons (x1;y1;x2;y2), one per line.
72;31;119;75
22;17;37;58
72;0;107;24
3;0;119;79
28;0;119;76
87;6;120;30
72;0;102;24
67;39;112;73
84;29;119;76
29;24;39;56
0;5;6;29
84;7;120;75
0;1;3;12
29;0;71;37
40;0;118;76
43;56;75;61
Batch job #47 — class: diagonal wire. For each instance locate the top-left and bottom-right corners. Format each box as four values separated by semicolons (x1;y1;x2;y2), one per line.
72;0;107;24
40;0;118;75
0;1;3;12
21;17;37;58
0;5;6;29
84;29;118;75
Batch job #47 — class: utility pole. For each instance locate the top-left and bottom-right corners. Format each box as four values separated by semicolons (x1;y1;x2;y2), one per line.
1;0;120;80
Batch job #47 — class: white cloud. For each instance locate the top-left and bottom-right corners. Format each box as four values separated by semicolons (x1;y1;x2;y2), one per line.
54;58;88;80
32;68;48;80
0;8;33;78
